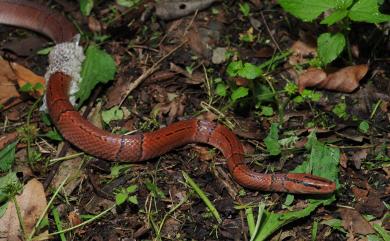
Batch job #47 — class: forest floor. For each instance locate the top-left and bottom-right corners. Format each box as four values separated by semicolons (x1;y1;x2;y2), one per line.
0;1;389;241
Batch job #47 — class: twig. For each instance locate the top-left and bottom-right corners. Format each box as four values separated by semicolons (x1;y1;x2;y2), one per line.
260;12;282;52
119;41;186;106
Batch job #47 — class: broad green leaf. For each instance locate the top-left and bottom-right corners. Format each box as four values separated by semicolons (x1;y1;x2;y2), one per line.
102;106;124;124
0;202;8;218
237;63;262;80
304;132;340;186
0;141;18;172
278;0;337;22
264;123;281;156
115;192;128;205
78;45;116;106
373;224;390;241
349;0;390;23
226;61;243;77
231;87;249;102
255;84;274;103
252;199;330;241
80;0;94;16
215;83;227;97
321;9;348;25
317;32;346;65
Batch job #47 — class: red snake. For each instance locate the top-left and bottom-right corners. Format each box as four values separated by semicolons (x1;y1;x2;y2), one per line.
0;0;336;194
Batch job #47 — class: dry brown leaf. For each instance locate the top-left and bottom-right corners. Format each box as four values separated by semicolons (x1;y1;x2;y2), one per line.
297;64;369;93
0;179;48;241
297;68;327;93
321;64;368;92
0;132;19;150
11;62;45;96
339;208;375;235
288;40;317;66
0;60;21;109
51;158;85;196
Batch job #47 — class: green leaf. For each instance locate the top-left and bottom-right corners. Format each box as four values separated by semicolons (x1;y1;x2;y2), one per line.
373;224;390;241
44;129;63;141
215;83;227;97
101;106;124;125
237;63;262;80
332;102;348;119
358;121;370;133
226;61;243;77
78;45;117;106
264;123;281;156
145;181;166;199
278;0;337;22
239;2;251;17
116;0;141;8
0;172;23;203
126;184;137;194
110;164;131;179
321;9;348;25
321;218;347;233
0;141;18;172
284;82;298;96
303;132;340;186
0;202;8;218
317;32;346;65
261;106;274;116
80;0;94;16
349;0;390;23
115;192;128;205
252;200;330;241
231;87;249;102
128;195;138;205
19;83;33;92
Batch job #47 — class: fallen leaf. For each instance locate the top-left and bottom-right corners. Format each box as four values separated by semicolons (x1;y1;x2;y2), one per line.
339;208;374;235
297;64;368;93
288;40;317;66
51;158;85;196
0;132;19;150
297;68;327;93
0;60;21;109
11;62;45;96
0;179;48;241
350;149;368;169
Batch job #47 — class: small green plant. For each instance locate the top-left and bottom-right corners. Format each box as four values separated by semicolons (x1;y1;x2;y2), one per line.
279;0;390;65
114;184;138;205
332;102;348;120
239;2;251;17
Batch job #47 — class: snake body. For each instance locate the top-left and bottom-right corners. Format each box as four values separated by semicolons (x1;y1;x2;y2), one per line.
0;0;336;194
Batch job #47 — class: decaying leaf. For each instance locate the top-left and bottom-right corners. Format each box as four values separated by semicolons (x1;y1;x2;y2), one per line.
0;179;48;241
297;64;369;93
288;40;317;66
339;208;374;235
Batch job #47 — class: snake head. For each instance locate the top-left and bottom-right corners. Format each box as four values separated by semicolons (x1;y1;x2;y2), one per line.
282;173;336;194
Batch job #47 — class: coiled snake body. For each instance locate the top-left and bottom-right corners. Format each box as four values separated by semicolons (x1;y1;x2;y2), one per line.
0;0;336;194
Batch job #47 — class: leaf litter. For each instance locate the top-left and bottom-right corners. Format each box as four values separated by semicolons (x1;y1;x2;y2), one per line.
0;0;389;240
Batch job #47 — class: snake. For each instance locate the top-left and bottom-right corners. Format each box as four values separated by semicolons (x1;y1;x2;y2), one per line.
0;0;336;194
